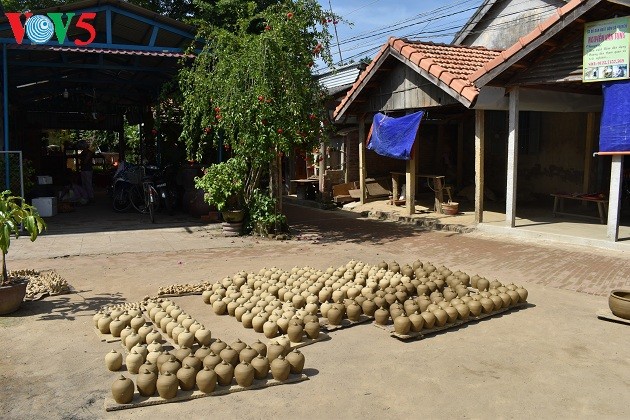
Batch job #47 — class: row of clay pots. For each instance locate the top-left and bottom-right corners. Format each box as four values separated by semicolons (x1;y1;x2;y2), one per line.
111;349;305;403
144;298;212;348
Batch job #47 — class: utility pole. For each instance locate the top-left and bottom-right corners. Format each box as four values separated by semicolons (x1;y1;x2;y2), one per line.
328;0;343;65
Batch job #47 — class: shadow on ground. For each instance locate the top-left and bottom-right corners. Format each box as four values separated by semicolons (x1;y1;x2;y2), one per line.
7;291;127;321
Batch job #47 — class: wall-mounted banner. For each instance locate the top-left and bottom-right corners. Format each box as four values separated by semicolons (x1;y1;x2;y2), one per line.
5;12;97;46
583;16;630;83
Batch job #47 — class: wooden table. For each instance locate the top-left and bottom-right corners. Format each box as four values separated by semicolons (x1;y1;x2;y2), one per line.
391;172;446;213
551;193;608;224
290;179;319;200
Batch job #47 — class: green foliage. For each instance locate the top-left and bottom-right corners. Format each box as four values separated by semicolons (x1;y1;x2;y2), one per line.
0;191;46;284
194;157;247;211
247;188;286;234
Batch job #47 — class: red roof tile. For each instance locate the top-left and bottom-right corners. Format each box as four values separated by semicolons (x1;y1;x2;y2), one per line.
334;37;501;119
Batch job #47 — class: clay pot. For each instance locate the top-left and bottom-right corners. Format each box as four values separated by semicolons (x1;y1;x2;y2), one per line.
136;370;157;397
138;323;153;342
304;321;320;339
230;338;247;354
251;355;270;379
183;355;202;372
209;338;226;355
177;329;195;348
252;314;267;333
195;327;212;346
120;327;133;346
267;341;285;362
239;345;259;363
420;311;436;329
195;345;212;360
125;350;143;374
260;320;277;339
507;290;520;306
516;287;528;302
214;360;234;386
160;356;181;375
467;300;482;317
444;305;458;323
109;318;126;337
177;364;197;391
241;311;255;328
196;366;217;393
171;346;192;362
139;360;158;375
132;344;148;360
156;371;178;399
270;355;291;381
130;314;145;332
111;375;134;404
145;329;162;345
212;300;227;315
476;278;489;292
346;302;362;322
251;340;267;357
454;303;470;320
234;362;255;387
389;304;404;321
409;312;424;333
277;316;290;334
326;305;343;326
156;352;171;372
374;307;390;325
480;297;494;314
97;315;113;334
393;314;411;335
286;349;305;374
105;350;123;371
203;351;222;370
220;346;239;367
609;290;630;320
361;299;377;317
287;323;304;343
124;332;142;351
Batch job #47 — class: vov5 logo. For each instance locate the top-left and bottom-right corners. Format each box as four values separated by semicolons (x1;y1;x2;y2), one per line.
5;12;97;46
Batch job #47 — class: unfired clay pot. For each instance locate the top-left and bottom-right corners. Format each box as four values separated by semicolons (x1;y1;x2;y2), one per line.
409;312;424;333
374;307;390;325
287;323;304;343
196;366;217;393
203;351;222;370
326;306;343;326
111;374;134;404
177;329;195;348
420;311;436;329
156;371;178;399
214;360;234;386
136;370;157;397
230;339;247;354
346;302;362;322
177;364;197;391
139;360;158;375
267;341;284;362
97;315;113;334
126;350;144;374
234;362;255;387
609;289;630;320
251;355;270;380
239;346;258;364
270;355;291;381
183;355;202;372
304;321;320;339
285;349;305;374
105;350;123;371
195;327;212;347
220;346;239;367
250;340;267;357
210;339;227;355
160;356;181;375
172;346;192;362
109;318;126;337
393;314;411;335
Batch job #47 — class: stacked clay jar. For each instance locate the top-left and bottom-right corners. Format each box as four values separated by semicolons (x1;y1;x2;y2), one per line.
202;260;528;338
105;297;306;404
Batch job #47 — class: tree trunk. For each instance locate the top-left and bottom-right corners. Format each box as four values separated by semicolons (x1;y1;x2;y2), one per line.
269;151;283;233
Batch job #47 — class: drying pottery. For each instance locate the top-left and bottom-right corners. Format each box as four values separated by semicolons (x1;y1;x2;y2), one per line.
467;300;482;317
480;297;494;314
489;295;503;311
105;349;123;371
251;340;267;357
270;355;291;381
212;300;227;315
120;326;133;345
234;362;255;387
252;314;267;333
497;292;511;308
125;332;142;351
304;320;320;339
267;341;284;362
393;314;411;335
189;321;202;335
609;290;630;319
145;329;162;345
361;299;377;317
263;320;279;338
516;287;528;302
214;360;234;386
374;307;390;325
231;339;247;354
346;302;362;322
196;366;217;393
275;336;291;356
130;314;145;332
97;315;113;334
287;323;304;343
139;360;158;375
241;311;255;328
194;327;212;346
326;305;343;326
476;278;489;292
154;310;168;326
147;340;163;354
409;312;424;333
177;329;195;348
111;375;134;404
444;305;458;323
507;290;520;306
176;364;197;391
160;356;181;375
159;315;174;331
235;305;247;321
251;355;270;380
137;323;153;341
136;370;157;397
277;316;290;334
220;346;239;367
286;349;305;374
181;316;195;330
210;338;227;355
420;311;436;329
131;344;148;360
183;355;202;372
171;346;192;362
454;303;470;320
389;304;404;321
432;308;448;327
166;321;179;338
156;352;171;372
109;318;126;337
239;345;259;363
195;345;212;360
203;351;222;370
156;371;178;399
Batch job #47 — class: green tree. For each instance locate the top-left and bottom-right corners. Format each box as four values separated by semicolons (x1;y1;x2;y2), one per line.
180;0;337;228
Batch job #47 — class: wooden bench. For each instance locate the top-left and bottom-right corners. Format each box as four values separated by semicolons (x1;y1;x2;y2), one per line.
551;193;608;224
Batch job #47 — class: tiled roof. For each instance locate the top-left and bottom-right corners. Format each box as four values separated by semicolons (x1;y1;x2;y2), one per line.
469;0;592;84
333;37;501;119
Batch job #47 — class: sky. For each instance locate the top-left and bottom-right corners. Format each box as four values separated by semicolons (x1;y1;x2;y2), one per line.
316;0;484;69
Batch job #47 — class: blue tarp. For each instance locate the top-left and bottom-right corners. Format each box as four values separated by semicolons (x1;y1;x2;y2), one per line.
367;111;424;160
600;79;630;153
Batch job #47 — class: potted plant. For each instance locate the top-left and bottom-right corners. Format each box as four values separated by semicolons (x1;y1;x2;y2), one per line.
0;191;46;315
195;158;247;234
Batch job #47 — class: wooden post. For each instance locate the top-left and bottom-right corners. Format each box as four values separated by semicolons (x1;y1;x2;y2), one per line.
406;140;417;215
358;115;367;204
607;155;623;241
318;141;326;195
506;88;520;228
474;110;485;223
582;113;596;200
457;121;464;189
391;173;399;203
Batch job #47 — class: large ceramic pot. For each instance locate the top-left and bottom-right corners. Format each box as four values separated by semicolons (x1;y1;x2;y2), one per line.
0;280;28;315
609;289;630;320
222;210;245;223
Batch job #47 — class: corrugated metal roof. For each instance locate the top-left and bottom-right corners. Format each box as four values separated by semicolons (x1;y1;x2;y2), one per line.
7;44;192;58
317;64;361;91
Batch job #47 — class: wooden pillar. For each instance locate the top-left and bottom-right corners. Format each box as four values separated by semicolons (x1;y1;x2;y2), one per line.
506;88;520;228
457;120;464;189
406;140;417;215
318;142;326;194
358;115;367;204
474;109;485;223
582;113;596;195
607;155;624;241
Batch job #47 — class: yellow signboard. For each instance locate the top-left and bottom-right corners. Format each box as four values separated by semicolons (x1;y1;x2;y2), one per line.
583;17;630;82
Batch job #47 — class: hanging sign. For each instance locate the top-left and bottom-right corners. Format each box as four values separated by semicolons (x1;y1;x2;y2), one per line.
583;16;630;82
4;12;97;46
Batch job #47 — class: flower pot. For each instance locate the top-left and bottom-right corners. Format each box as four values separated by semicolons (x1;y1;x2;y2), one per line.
442;202;459;215
221;210;245;223
609;289;630;320
0;280;28;314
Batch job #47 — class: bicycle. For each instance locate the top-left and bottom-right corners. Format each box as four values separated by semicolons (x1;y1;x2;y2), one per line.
139;175;159;223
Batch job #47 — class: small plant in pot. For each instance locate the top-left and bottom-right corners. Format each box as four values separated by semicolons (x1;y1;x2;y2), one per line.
195;158;246;235
0;191;46;315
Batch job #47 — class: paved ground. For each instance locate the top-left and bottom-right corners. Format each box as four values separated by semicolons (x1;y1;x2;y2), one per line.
1;202;629;419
